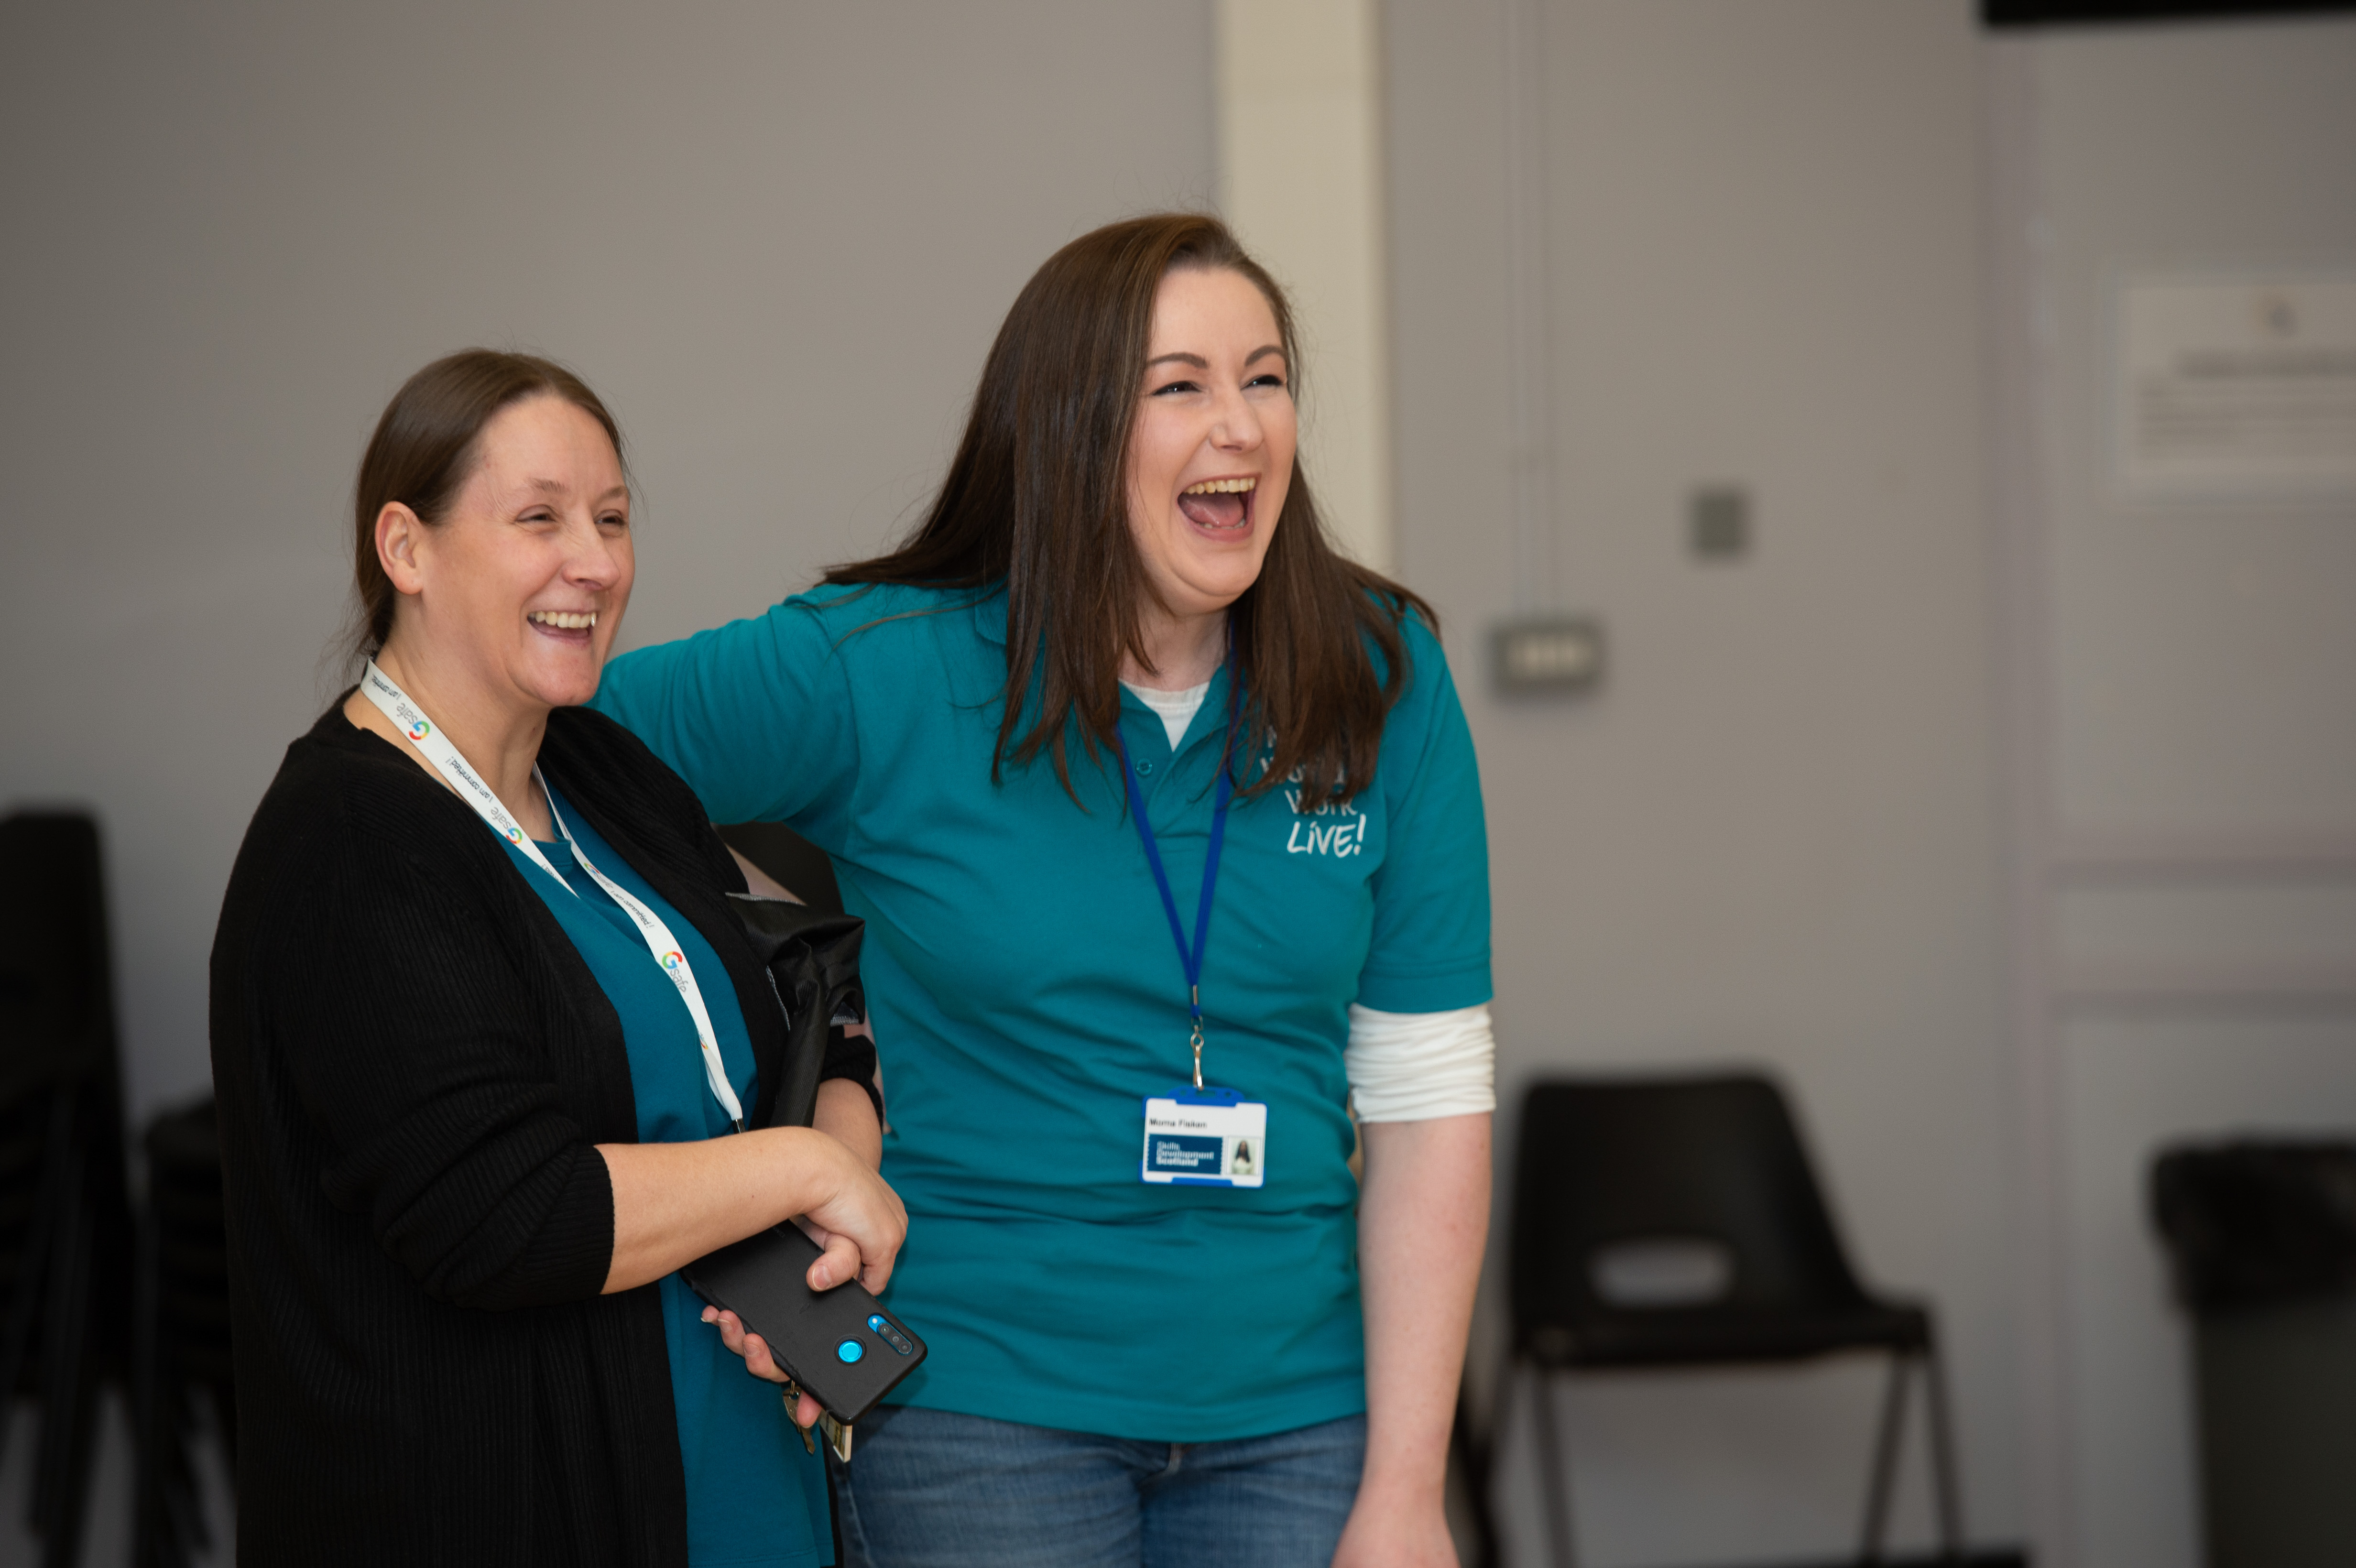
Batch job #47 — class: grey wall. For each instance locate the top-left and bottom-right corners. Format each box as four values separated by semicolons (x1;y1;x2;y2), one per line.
1386;2;2017;1561
0;0;1215;1132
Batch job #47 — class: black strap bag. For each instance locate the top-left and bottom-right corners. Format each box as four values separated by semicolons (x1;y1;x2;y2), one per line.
679;894;925;1450
725;893;869;1129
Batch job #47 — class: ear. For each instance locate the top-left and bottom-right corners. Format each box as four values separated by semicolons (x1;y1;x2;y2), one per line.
376;502;429;596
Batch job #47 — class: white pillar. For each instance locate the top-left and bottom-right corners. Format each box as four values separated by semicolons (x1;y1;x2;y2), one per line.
1215;0;1395;573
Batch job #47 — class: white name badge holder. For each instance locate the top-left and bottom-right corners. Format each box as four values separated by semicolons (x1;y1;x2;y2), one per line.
1143;1086;1266;1188
1118;664;1266;1188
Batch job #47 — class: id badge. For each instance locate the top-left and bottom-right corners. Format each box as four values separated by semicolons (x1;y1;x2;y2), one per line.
1141;1085;1266;1187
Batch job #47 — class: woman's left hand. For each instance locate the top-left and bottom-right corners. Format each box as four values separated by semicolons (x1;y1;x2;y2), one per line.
701;1305;825;1430
1344;1113;1490;1568
1331;1489;1459;1568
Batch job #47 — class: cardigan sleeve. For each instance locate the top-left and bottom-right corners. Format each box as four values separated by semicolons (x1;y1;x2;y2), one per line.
258;813;616;1313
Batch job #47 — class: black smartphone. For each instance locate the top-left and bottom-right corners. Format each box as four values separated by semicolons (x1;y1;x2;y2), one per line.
680;1222;926;1425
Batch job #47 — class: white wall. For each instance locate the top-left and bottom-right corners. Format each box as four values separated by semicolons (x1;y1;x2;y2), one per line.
1385;2;2017;1562
0;0;1216;1132
1989;17;2356;1568
1217;0;1395;572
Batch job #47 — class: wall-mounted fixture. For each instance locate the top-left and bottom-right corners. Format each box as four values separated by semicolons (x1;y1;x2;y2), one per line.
1983;0;2349;27
1690;486;1751;561
1492;616;1605;696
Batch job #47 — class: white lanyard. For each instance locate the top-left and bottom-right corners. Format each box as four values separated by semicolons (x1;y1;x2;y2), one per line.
359;661;746;1130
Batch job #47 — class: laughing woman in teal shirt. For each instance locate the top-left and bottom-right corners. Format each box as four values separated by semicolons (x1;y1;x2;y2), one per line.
594;214;1494;1568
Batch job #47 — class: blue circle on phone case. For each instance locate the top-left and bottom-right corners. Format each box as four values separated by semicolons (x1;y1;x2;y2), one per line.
836;1339;865;1364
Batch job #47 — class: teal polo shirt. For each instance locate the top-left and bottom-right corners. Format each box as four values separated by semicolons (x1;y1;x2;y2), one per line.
591;582;1490;1440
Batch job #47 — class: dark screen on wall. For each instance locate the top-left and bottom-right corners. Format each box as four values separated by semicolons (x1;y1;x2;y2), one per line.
1986;0;2354;23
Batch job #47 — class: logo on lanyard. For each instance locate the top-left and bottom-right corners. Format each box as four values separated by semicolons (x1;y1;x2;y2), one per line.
356;658;749;1133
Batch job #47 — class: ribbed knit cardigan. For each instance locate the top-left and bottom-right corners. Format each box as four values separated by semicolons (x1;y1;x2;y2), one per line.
210;702;805;1566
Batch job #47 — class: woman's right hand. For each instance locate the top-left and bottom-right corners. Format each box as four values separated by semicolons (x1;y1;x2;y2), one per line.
598;1123;907;1296
788;1128;906;1294
700;1130;904;1430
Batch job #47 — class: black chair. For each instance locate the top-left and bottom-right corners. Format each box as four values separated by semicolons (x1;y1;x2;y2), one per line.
0;811;134;1568
132;1099;235;1568
1498;1072;1963;1567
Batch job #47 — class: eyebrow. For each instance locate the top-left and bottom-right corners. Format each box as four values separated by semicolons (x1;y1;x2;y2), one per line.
525;477;630;503
1144;344;1288;371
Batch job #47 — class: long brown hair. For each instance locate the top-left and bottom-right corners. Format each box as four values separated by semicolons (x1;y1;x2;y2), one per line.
826;212;1431;810
340;349;624;667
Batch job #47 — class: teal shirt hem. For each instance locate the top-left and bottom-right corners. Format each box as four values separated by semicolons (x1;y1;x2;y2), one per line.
891;1364;1370;1446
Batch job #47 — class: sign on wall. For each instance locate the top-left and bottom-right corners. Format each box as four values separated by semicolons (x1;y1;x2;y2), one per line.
2116;274;2356;499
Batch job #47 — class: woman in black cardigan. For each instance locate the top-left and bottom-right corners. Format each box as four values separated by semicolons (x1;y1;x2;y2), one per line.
209;350;903;1566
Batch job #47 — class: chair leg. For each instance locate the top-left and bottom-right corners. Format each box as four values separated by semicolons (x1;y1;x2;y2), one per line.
0;1089;74;1469
1922;1343;1965;1557
34;1128;97;1568
132;1188;168;1568
33;1142;94;1567
1528;1364;1579;1568
1856;1350;1911;1562
210;1379;237;1469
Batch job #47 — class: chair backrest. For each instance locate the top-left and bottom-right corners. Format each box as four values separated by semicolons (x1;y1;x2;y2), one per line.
1509;1072;1873;1344
0;812;120;1104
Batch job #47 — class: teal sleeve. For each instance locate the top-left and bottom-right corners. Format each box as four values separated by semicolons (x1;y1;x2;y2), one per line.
588;602;861;850
1356;616;1493;1013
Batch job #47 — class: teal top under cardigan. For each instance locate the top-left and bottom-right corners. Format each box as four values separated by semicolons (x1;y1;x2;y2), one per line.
508;784;831;1568
592;582;1492;1440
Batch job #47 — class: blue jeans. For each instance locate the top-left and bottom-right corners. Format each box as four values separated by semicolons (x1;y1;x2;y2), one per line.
831;1406;1367;1568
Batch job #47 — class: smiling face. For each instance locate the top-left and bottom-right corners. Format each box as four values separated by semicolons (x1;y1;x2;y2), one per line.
1124;265;1297;628
377;393;633;714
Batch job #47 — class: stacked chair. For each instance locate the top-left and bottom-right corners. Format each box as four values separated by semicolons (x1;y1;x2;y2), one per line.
0;811;135;1567
131;1098;234;1568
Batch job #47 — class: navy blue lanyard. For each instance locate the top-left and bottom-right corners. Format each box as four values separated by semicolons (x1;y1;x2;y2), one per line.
1116;664;1241;1089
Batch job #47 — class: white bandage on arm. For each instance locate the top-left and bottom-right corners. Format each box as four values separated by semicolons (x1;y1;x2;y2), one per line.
1344;1002;1496;1123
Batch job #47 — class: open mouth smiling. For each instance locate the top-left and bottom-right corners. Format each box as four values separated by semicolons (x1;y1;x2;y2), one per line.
1175;475;1256;535
526;609;598;641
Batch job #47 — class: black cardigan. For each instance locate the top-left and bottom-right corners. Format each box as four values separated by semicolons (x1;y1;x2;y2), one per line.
210;702;813;1566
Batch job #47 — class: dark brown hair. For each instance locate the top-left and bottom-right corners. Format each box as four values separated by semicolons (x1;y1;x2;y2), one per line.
342;349;624;664
825;212;1432;810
